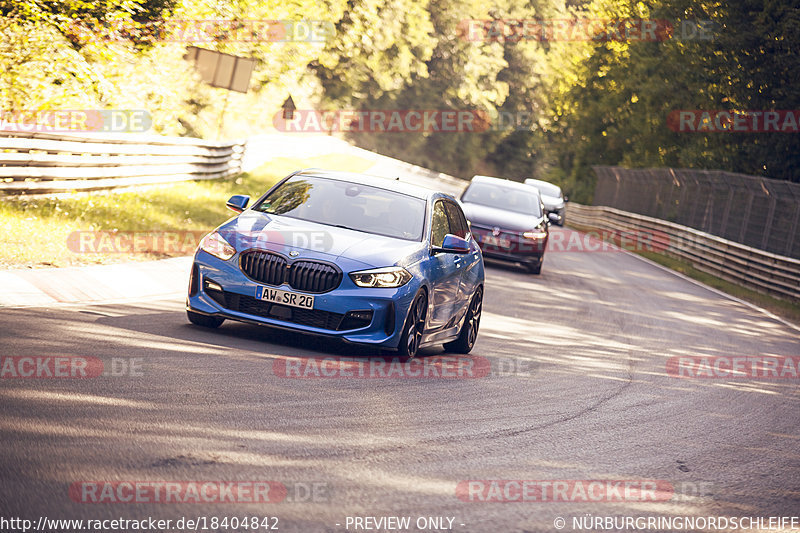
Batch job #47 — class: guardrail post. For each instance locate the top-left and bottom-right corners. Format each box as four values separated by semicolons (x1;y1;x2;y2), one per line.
676;171;689;226
788;203;800;258
687;174;702;228
760;196;777;251
739;193;754;244
719;183;734;240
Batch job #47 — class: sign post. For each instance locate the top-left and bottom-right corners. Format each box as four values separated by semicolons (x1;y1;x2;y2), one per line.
184;46;257;138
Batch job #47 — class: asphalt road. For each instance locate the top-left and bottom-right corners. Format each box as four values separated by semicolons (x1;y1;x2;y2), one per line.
1;236;799;533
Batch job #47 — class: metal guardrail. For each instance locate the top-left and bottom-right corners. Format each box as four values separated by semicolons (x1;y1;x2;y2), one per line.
592;166;800;260
0;130;245;194
568;203;800;302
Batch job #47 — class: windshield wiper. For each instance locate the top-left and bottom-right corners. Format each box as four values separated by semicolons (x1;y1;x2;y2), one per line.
330;224;364;233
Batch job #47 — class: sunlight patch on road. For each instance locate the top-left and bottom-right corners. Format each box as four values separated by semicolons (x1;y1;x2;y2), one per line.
0;389;158;409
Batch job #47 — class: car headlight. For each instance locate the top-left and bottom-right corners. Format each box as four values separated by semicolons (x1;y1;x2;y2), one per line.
349;267;412;288
200;231;236;260
523;230;548;240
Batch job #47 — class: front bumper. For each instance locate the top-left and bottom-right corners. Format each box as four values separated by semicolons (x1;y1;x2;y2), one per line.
471;227;546;265
543;205;566;224
187;251;418;349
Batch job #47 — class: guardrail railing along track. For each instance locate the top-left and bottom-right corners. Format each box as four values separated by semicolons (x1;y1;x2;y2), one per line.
592;165;800;260
0;130;245;195
568;203;800;302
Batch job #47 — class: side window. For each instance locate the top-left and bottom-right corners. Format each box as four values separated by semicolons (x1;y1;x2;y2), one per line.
444;202;468;238
431;201;450;248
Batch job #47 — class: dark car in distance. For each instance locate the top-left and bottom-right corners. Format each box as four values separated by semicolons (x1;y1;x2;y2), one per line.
460;175;558;275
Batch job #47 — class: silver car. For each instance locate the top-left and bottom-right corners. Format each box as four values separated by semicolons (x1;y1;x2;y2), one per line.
524;178;567;226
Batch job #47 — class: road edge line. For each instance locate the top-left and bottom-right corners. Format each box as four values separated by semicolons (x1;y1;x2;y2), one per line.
621;248;800;334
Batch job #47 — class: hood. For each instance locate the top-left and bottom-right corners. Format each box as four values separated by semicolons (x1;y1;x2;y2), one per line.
217;211;425;270
540;194;565;210
461;202;544;232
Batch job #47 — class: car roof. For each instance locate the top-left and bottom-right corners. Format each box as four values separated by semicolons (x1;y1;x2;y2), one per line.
293;168;438;200
524;178;562;192
469;175;542;197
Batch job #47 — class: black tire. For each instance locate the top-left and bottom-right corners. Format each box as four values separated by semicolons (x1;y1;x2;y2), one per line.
187;310;224;328
527;261;542;275
444;287;483;354
396;291;427;361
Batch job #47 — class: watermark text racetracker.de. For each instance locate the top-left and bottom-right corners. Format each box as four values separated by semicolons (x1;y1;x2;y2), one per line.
457;18;715;42
545;227;742;254
65;19;334;43
0;356;143;379
273;355;538;379
70;480;330;504
272;109;539;133
460;480;715;505
667;356;800;379
548;228;667;253
0;109;151;133
65;228;674;255
668;110;800;133
457;480;675;503
66;230;335;255
474;228;670;254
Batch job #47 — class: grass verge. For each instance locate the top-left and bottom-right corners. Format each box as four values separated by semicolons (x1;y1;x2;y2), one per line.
0;153;373;269
568;222;800;326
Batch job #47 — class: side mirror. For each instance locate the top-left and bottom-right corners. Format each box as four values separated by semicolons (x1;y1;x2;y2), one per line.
563;195;569;203
226;195;250;213
548;212;561;224
432;234;470;254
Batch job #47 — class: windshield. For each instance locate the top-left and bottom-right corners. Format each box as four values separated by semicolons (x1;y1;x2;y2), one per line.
462;182;542;216
254;176;427;241
527;180;562;198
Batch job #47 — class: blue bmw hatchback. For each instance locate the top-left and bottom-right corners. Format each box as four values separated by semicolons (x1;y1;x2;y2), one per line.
186;169;485;358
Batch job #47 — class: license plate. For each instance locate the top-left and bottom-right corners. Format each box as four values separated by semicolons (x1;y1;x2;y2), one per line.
481;234;511;248
257;286;314;309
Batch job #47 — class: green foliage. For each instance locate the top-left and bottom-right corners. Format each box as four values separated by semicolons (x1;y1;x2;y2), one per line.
538;0;800;202
312;0;436;104
1;0;797;205
335;0;514;177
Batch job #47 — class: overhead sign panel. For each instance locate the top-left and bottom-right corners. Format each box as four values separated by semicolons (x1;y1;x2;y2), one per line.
185;46;256;93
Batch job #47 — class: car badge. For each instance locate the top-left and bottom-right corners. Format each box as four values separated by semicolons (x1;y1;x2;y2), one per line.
289;250;300;257
492;227;501;237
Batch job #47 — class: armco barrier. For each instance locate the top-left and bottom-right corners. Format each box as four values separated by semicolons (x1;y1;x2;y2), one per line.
592;166;800;259
568;203;800;302
0;130;244;194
